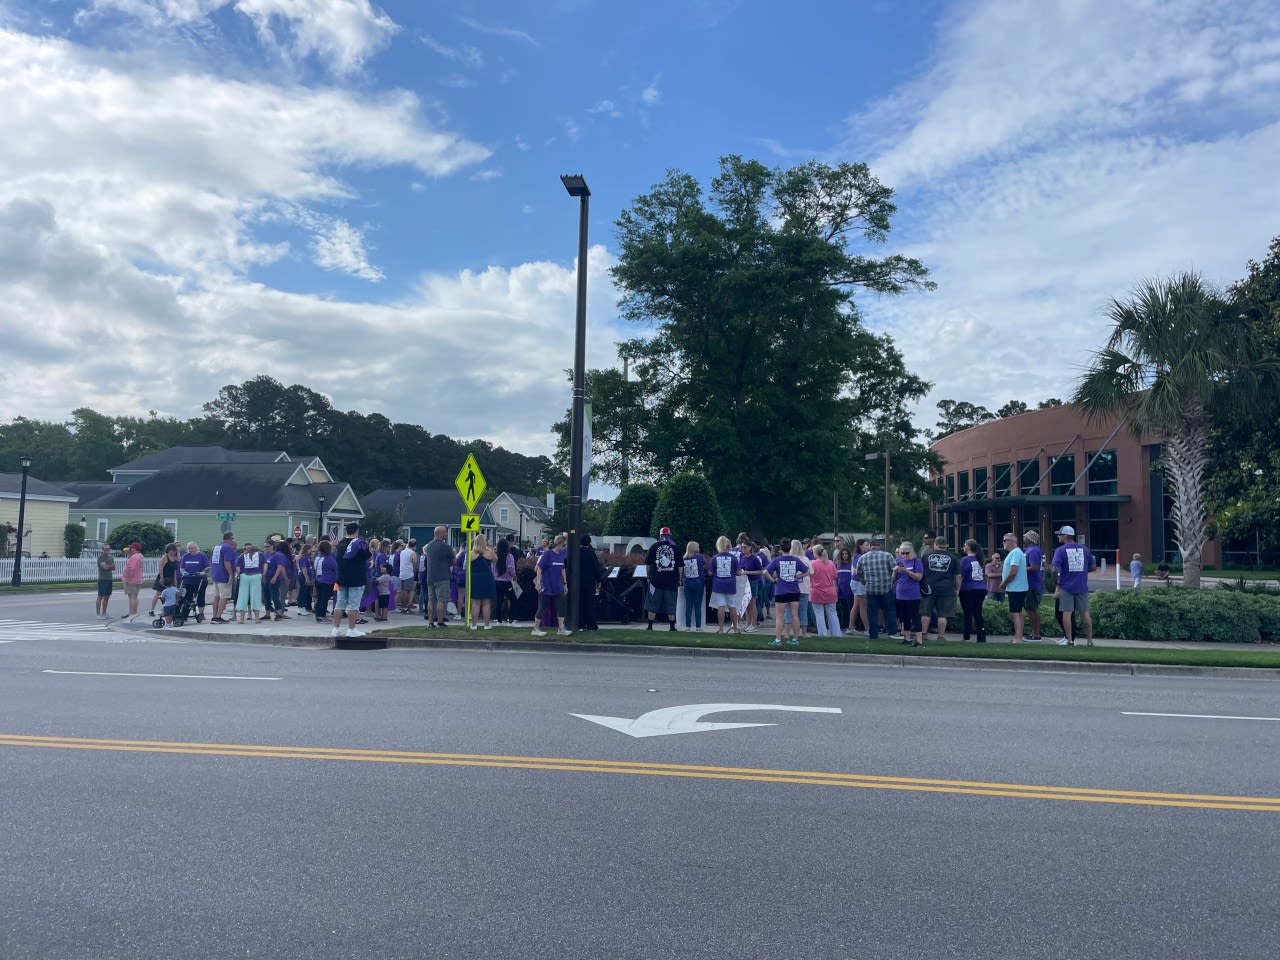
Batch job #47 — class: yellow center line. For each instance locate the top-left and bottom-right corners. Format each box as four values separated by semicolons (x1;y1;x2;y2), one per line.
2;733;1277;812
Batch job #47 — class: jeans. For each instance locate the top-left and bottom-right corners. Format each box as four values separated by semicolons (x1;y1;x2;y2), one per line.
297;580;313;612
783;596;811;629
814;602;841;637
866;591;894;639
314;583;334;618
683;579;704;628
959;589;986;640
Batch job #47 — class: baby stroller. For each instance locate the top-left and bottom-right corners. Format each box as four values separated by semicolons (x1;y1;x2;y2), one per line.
152;577;204;628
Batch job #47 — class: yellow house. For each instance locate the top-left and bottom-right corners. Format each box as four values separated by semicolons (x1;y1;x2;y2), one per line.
1;472;75;558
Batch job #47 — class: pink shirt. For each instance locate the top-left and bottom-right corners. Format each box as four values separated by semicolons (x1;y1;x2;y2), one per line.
122;552;145;585
809;559;837;604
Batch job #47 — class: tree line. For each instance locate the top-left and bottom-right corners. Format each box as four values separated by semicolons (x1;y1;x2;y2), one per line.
0;375;564;497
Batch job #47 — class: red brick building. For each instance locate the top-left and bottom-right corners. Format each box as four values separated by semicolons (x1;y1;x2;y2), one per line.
928;403;1216;568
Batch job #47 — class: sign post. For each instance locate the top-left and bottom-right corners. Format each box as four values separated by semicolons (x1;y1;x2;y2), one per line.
455;455;487;630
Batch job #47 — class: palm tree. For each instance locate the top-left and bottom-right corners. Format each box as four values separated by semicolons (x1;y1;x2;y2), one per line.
1074;273;1268;589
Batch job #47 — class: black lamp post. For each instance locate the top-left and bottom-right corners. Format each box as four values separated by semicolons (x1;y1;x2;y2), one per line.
560;173;590;632
11;455;31;586
318;495;326;540
864;450;891;544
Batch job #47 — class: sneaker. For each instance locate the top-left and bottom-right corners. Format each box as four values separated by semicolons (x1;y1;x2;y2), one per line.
768;638;782;646
786;637;800;646
890;633;906;641
330;627;343;638
346;628;365;638
531;628;547;636
483;624;492;630
469;624;477;631
557;628;572;636
1056;638;1069;646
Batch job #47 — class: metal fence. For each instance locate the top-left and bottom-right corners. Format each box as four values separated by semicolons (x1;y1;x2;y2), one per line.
0;557;162;584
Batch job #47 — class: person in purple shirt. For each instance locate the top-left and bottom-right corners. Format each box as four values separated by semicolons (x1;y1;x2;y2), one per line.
765;540;809;647
892;541;925;647
178;541;210;623
738;543;764;633
265;542;291;621
209;532;236;624
313;539;337;622
958;539;988;643
835;546;855;633
1022;530;1045;642
708;536;741;634
532;533;569;636
1051;525;1096;647
680;541;707;631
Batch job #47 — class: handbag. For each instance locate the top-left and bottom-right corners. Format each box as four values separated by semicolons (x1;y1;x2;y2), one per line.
920;582;932;596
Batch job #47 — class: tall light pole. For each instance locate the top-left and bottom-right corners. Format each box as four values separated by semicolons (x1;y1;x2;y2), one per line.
561;173;590;632
318;495;326;540
11;455;31;586
864;450;890;544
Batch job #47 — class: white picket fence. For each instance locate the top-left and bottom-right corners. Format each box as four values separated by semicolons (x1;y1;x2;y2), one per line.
0;557;162;583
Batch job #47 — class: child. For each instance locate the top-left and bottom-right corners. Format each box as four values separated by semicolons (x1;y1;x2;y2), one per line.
1130;553;1144;589
161;583;180;628
375;563;393;622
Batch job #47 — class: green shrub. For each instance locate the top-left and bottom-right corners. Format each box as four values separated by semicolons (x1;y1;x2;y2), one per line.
651;472;725;552
604;483;659;537
107;521;173;554
64;523;86;558
1089;587;1280;643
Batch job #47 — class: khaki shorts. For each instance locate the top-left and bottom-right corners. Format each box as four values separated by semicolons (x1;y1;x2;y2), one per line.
213;581;233;600
123;582;141;597
428;580;451;606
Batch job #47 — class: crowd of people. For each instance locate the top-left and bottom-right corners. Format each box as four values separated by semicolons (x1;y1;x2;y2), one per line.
93;521;1097;645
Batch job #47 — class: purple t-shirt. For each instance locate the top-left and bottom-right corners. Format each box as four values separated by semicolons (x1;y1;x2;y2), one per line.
836;562;854;599
1052;543;1095;594
237;551;263;575
959;555;987;591
766;555;809;598
314;554;337;585
894;557;923;601
682;555;706;583
267;550;289;582
538;549;565;596
179;551;209;578
740;553;763;577
210;543;233;583
709;551;740;595
1025;545;1044;592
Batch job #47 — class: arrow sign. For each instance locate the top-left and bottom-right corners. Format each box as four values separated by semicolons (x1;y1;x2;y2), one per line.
570;702;842;739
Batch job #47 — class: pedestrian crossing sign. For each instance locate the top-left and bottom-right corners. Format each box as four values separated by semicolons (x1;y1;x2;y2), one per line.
455;454;486;511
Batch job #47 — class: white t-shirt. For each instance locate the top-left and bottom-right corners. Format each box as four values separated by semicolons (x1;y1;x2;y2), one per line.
399;548;416;579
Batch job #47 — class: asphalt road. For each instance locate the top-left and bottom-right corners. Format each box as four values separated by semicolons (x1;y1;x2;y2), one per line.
1;609;1278;959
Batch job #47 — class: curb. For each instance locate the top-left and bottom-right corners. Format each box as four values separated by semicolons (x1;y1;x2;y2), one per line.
120;624;1280;680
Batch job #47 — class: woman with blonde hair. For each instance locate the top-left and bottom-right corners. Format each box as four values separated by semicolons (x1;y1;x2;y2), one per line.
892;541;925;646
680;540;706;630
468;536;497;629
709;535;741;634
808;543;841;637
765;537;809;646
532;533;570;636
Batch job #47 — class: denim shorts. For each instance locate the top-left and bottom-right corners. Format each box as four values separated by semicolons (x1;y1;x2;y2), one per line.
336;585;364;612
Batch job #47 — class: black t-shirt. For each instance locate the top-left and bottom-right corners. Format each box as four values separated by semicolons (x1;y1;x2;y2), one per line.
922;550;960;596
336;537;371;588
645;538;680;590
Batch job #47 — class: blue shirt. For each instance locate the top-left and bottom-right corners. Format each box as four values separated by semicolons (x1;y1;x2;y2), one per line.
1002;547;1029;592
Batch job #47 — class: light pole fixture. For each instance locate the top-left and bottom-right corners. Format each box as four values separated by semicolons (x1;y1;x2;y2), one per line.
318;495;326;540
11;455;31;586
561;173;590;632
864;450;891;544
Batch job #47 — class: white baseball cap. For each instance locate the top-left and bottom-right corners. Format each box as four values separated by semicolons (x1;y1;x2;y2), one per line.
1056;525;1075;536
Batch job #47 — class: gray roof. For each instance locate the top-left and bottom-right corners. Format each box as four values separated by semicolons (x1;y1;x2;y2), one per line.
109;446;288;473
57;481;118;506
0;473;77;501
499;491;554;518
363;489;494;526
75;463;332;512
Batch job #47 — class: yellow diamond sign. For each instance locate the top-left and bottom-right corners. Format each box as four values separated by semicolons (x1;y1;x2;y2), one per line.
455;454;486;511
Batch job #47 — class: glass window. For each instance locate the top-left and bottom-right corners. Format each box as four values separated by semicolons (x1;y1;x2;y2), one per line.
499;507;509;523
974;515;989;554
1021;506;1041;541
958;472;970;501
1087;450;1118;496
96;519;108;541
945;475;955;503
1088;502;1119;559
1051;507;1076;540
993;463;1011;497
974;467;989;500
164;519;178;538
1018;458;1041;496
1049;454;1076;496
994;507;1012;538
957;519;971;548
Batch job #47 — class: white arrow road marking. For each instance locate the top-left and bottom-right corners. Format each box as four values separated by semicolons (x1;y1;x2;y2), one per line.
1123;711;1280;722
571;702;842;738
43;670;280;681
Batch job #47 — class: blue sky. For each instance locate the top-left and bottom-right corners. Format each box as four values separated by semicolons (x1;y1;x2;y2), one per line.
2;0;1278;467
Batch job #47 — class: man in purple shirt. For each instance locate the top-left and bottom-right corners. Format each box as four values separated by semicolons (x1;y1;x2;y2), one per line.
1051;525;1096;647
179;541;211;622
209;531;236;623
1022;531;1045;642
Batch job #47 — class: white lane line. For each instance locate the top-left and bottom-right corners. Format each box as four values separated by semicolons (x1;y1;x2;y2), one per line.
1123;711;1280;722
0;640;16;644
43;670;280;681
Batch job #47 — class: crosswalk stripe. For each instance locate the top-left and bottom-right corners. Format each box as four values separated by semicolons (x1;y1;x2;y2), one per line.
0;618;115;642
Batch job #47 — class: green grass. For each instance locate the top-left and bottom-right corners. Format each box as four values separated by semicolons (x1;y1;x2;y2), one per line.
371;625;1280;669
0;580;97;593
1205;569;1280;581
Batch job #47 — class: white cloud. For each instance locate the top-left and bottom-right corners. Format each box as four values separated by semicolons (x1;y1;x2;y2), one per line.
419;32;482;66
308;218;383;282
457;15;538;47
641;79;661;106
564;119;580;141
470;169;501;182
849;0;1280;428
587;99;623;118
83;0;400;73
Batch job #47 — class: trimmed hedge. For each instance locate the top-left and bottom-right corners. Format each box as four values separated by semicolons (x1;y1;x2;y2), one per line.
973;588;1280;643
